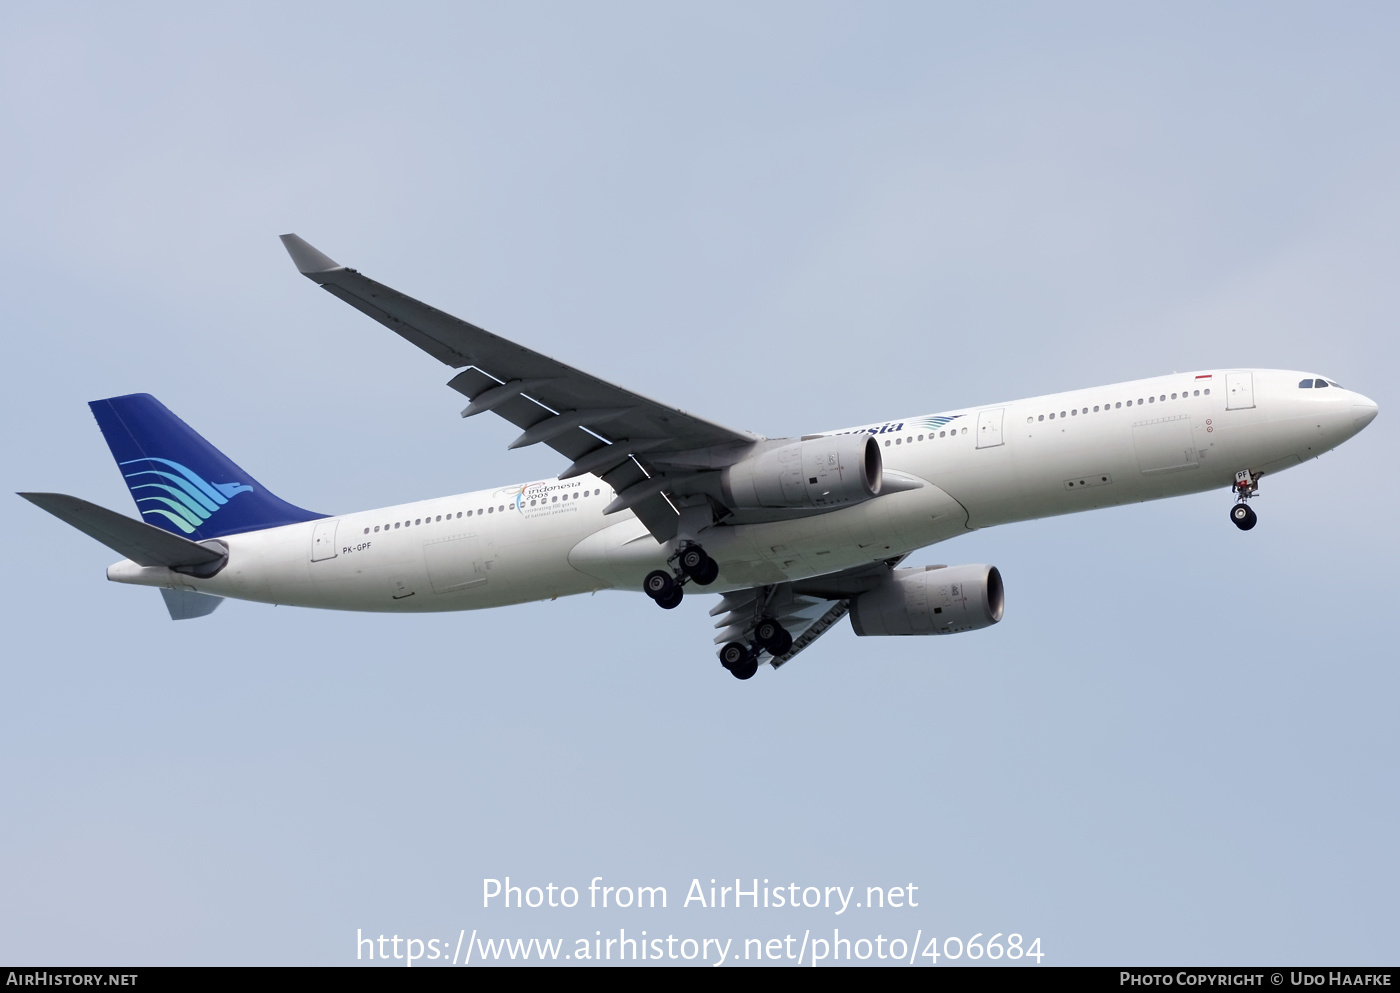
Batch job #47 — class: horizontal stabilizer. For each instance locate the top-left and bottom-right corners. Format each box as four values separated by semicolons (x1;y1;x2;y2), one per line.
18;492;227;569
161;588;224;620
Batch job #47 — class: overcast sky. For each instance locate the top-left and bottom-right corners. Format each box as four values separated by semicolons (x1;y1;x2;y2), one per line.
2;2;1396;966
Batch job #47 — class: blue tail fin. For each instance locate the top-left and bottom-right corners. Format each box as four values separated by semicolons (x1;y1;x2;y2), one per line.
89;394;325;539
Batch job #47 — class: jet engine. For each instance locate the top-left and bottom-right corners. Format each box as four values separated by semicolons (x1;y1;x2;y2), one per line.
719;434;882;510
849;564;1004;636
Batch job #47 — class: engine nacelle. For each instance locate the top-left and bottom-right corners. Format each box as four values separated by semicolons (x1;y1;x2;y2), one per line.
849;564;1004;637
720;434;882;510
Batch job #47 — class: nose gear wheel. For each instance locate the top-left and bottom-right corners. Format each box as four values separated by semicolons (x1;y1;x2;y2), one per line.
1229;469;1262;531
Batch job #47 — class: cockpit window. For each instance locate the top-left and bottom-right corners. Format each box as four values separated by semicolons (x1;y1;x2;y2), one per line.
1327;380;1343;388
1298;379;1314;388
1314;379;1329;388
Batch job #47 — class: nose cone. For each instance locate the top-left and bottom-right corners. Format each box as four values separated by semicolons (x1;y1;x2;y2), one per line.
1353;394;1379;431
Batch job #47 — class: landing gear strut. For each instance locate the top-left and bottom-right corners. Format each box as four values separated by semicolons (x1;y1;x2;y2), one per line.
1230;469;1260;531
643;543;719;610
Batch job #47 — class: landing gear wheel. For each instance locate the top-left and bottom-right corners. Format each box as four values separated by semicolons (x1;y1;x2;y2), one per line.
643;570;676;600
768;629;793;657
754;617;790;653
679;547;719;586
1230;503;1257;531
679;546;707;575
655;586;684;609
719;642;750;670
731;658;759;680
693;557;719;586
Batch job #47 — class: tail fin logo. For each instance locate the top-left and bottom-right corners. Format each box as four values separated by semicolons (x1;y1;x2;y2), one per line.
120;457;254;534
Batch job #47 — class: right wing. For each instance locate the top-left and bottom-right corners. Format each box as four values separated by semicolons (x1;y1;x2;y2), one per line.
281;235;759;541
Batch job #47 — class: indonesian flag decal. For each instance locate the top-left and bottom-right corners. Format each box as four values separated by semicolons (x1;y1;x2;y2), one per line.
1196;374;1213;380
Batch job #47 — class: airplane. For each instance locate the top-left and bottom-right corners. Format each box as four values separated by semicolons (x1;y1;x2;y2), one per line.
19;235;1380;680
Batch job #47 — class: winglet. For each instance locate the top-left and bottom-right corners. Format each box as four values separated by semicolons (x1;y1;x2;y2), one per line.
279;233;342;276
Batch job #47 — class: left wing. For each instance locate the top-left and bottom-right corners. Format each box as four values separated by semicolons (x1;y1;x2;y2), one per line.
281;235;758;541
710;559;903;669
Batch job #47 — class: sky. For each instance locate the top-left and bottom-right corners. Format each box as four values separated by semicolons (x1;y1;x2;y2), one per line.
2;1;1397;967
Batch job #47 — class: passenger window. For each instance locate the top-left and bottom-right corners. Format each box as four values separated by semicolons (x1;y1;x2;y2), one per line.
394;522;400;529
363;527;369;534
457;512;462;518
1193;390;1199;396
1171;393;1177;399
1093;406;1099;412
1203;389;1210;395
1071;409;1077;416
1049;412;1055;420
1116;402;1121;408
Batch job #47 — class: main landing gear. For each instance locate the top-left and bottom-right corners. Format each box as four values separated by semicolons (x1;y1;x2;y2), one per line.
718;616;793;681
642;543;719;610
1230;469;1260;531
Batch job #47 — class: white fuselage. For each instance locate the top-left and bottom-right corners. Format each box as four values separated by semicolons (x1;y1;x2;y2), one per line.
106;369;1378;611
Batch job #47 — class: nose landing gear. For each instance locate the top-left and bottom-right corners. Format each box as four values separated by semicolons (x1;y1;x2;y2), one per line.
1230;469;1260;531
1230;503;1257;530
